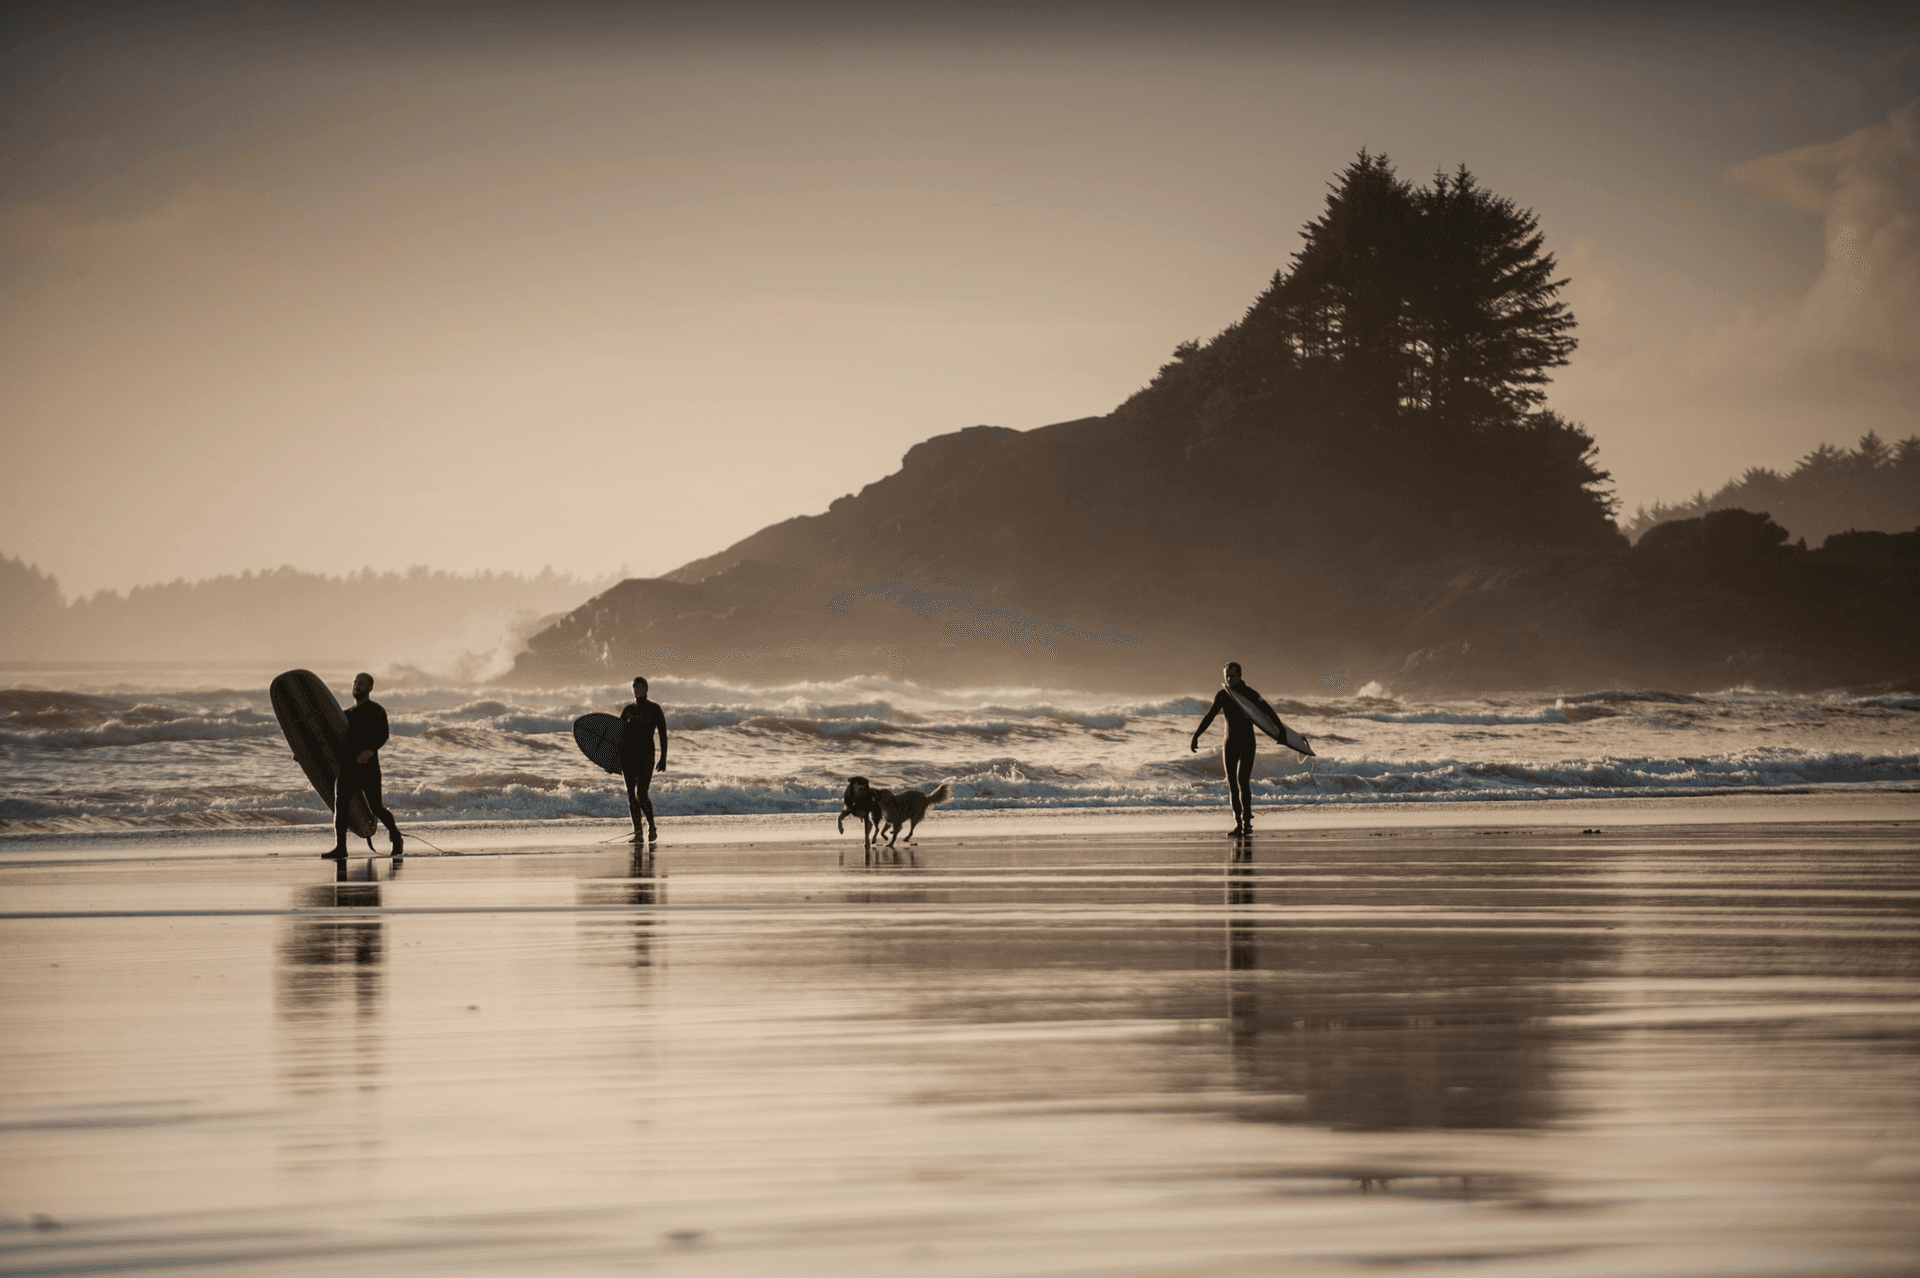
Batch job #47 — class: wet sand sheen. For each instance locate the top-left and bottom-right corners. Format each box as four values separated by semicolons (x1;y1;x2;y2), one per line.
3;811;1917;1276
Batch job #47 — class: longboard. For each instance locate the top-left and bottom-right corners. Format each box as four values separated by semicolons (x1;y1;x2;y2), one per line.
573;712;626;774
1226;686;1315;756
270;669;377;838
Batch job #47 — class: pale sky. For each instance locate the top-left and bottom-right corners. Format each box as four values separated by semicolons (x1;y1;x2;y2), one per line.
3;1;1914;595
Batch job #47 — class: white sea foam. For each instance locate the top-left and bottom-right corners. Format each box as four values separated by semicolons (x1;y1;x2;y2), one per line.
1348;707;1571;726
0;711;281;750
2;673;1915;830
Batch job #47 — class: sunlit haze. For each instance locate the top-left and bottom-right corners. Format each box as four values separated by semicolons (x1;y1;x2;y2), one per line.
3;0;1913;595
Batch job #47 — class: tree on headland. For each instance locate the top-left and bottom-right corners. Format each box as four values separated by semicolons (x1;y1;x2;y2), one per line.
1405;166;1579;431
1127;150;1610;543
1144;154;1578;428
505;150;1916;693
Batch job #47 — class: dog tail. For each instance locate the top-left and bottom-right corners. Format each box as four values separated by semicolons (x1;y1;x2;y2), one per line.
926;781;952;805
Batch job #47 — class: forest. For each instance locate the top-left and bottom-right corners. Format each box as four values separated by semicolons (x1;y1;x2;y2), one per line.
1621;433;1920;545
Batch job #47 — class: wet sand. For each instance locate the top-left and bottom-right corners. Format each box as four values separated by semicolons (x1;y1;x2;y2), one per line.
3;798;1918;1275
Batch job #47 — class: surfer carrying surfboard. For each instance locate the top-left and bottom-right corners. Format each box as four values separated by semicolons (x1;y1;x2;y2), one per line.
1191;663;1295;837
327;671;404;859
619;677;669;843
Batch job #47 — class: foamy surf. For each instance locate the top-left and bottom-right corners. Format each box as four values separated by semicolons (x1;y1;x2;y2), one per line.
1;673;1915;831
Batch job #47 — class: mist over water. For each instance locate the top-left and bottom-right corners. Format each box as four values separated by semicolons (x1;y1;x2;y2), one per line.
2;671;1914;832
0;560;613;679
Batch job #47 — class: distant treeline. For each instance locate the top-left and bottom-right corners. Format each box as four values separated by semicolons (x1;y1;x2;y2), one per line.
1622;433;1920;545
0;560;614;674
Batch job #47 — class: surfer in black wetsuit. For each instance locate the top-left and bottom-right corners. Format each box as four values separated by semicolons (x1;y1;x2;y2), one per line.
326;671;404;859
1191;662;1284;837
620;677;669;842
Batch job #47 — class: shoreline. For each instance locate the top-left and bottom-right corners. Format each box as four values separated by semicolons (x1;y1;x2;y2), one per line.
4;788;1915;862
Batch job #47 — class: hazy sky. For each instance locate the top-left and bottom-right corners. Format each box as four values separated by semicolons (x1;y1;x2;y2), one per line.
3;0;1914;595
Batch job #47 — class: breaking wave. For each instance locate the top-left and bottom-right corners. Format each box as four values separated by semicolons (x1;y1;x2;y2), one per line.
2;673;1916;831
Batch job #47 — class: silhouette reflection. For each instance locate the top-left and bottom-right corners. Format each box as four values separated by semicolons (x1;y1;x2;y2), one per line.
577;848;660;968
841;841;920;869
1221;847;1615;1130
275;871;386;1177
862;842;918;869
840;837;930;909
279;878;383;1020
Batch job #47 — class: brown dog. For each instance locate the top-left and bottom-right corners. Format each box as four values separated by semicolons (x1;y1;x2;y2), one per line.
873;779;953;848
838;777;953;849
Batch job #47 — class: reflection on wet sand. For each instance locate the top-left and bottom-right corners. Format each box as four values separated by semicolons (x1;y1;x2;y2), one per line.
278;879;383;1025
842;840;920;869
276;872;385;1179
2;817;1915;1276
577;848;661;967
1223;847;1611;1131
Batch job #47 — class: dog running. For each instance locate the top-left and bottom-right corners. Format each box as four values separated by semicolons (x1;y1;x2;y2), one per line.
838;776;953;849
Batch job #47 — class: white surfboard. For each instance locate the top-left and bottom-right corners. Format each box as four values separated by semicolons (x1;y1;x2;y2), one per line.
1226;687;1315;756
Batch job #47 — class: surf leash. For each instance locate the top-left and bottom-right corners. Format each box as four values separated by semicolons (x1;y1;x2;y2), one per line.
393;830;457;856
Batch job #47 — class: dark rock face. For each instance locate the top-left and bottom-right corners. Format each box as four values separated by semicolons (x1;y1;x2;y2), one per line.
501;412;1919;694
508;419;1187;690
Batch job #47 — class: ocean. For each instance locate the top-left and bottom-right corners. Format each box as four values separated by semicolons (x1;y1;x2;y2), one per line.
2;667;1916;832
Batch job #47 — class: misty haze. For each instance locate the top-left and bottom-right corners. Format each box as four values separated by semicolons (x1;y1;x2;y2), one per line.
2;3;1916;1277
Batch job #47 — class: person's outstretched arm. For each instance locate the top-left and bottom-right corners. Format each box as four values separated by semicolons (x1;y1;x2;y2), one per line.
1190;691;1225;753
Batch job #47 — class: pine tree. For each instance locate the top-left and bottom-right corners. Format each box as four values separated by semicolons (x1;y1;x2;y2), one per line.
1408;167;1578;429
1206;155;1578;434
1281;152;1421;419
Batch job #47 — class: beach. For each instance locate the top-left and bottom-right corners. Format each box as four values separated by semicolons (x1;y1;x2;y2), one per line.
4;794;1917;1276
9;6;1918;1273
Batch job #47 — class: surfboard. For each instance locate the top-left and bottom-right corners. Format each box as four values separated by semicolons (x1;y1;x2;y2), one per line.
573;713;625;774
270;669;376;838
1226;686;1315;756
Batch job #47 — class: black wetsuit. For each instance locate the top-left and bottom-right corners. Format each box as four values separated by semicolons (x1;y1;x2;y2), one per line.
1193;682;1279;829
337;698;402;846
619;699;669;835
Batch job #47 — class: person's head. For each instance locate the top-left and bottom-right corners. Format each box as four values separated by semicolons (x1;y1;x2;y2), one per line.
352;671;374;700
632;676;649;700
1222;662;1242;686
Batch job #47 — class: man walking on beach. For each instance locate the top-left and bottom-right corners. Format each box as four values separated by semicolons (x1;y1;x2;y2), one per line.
621;676;669;843
1191;662;1286;837
326;671;404;859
